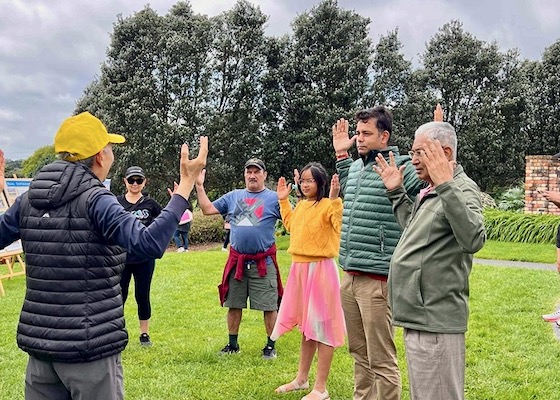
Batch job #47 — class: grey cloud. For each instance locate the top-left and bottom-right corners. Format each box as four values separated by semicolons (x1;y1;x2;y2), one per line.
0;0;558;160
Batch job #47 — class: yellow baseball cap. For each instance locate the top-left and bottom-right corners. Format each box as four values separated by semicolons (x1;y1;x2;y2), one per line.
54;112;126;161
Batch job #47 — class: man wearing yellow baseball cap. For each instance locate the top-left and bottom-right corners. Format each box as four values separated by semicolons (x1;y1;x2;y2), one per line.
0;111;208;400
54;111;125;161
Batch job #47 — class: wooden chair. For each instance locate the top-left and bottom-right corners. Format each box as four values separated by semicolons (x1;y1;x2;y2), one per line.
0;249;26;296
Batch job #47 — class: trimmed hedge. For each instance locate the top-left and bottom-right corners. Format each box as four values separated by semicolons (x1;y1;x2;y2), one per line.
483;209;560;244
188;210;224;244
187;209;560;246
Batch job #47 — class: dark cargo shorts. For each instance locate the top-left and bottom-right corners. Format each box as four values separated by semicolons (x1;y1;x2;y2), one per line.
223;262;278;311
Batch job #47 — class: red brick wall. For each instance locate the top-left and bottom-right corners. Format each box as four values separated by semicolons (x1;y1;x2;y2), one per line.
525;155;560;215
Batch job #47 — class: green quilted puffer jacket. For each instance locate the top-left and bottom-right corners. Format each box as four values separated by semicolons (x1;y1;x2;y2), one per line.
336;146;423;276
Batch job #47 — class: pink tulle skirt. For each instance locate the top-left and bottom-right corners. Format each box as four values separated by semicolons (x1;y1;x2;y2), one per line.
271;258;346;347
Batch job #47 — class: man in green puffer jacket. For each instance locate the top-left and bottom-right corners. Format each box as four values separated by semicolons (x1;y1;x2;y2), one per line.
333;106;423;400
374;121;486;400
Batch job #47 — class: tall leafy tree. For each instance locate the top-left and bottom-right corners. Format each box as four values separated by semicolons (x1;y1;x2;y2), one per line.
21;145;56;178
366;29;435;152
259;35;292;181
420;20;526;191
164;2;214;158
524;39;560;156
76;3;214;203
96;6;170;200
281;0;371;174
204;0;269;193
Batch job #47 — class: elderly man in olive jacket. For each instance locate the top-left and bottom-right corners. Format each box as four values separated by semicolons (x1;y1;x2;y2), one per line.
374;121;486;400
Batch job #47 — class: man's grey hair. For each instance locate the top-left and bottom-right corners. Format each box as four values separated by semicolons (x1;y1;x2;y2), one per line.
415;122;457;161
57;152;95;168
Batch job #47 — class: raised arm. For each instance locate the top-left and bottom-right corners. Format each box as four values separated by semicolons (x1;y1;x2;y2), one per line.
195;169;220;215
174;136;208;200
541;190;560;209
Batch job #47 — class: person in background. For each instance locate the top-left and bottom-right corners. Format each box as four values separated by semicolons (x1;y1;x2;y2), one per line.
271;163;345;400
222;214;231;251
174;202;194;253
117;166;165;347
332;106;423;400
540;189;560;323
374;120;485;400
196;158;283;360
0;111;207;400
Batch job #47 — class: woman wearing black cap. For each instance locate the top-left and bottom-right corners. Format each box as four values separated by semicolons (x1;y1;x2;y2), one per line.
117;166;163;347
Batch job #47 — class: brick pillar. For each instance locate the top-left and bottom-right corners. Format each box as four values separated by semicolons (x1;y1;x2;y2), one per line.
525;155;560;215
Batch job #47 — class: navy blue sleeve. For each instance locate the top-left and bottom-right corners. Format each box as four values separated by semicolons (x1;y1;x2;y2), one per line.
89;191;188;263
0;195;22;249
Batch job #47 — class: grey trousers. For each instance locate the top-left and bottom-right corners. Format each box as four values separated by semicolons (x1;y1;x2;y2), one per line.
25;353;124;400
404;329;465;400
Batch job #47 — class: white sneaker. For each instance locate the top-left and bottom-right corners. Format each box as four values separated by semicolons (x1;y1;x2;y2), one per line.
177;247;185;253
184;249;189;252
221;247;228;252
542;309;560;322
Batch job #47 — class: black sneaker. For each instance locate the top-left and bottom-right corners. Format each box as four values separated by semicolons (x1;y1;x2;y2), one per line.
219;343;240;355
139;333;152;347
262;345;277;360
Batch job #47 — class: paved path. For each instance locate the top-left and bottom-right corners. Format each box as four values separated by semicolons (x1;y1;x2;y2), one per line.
474;258;556;271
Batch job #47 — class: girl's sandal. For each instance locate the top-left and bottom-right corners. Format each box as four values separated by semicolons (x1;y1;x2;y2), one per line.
301;389;330;400
275;379;310;393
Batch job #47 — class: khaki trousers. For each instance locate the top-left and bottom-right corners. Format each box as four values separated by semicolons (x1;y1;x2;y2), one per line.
341;273;401;400
404;329;465;400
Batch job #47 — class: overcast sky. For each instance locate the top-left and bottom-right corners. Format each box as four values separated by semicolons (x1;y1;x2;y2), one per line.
1;0;559;161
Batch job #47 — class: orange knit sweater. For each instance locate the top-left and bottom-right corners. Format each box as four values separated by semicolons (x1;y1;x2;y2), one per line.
279;197;343;262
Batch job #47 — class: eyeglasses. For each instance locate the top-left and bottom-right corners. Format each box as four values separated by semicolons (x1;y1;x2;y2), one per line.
408;149;425;158
299;178;316;185
127;177;145;185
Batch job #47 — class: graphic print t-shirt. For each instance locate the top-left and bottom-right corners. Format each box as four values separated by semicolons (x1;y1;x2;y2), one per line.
117;195;163;227
213;189;280;254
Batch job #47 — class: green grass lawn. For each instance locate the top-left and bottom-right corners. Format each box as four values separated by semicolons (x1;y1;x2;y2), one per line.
1;240;559;399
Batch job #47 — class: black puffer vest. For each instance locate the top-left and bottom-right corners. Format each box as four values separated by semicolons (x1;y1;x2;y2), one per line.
17;161;128;362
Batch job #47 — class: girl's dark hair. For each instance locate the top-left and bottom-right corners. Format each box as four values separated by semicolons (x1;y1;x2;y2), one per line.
299;162;329;203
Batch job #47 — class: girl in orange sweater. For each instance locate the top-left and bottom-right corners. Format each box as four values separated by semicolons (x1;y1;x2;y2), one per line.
271;162;344;400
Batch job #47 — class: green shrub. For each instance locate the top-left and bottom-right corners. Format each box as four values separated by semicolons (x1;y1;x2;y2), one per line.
483;209;560;244
189;211;224;244
495;186;524;212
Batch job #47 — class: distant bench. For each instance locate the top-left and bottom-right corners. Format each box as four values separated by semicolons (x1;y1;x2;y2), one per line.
0;240;25;296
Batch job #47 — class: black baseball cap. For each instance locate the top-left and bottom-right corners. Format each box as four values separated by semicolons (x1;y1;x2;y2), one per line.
125;166;146;179
244;158;266;171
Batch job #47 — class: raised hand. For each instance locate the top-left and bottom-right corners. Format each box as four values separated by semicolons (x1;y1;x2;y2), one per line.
196;169;207;187
421;138;455;187
433;103;444;122
540;190;560;208
293;169;300;186
181;136;208;180
175;136;208;199
329;174;340;200
332;118;356;153
373;151;405;191
167;181;179;197
293;168;303;197
276;177;292;200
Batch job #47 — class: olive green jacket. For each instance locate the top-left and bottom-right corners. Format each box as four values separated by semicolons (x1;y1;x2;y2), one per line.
387;165;486;333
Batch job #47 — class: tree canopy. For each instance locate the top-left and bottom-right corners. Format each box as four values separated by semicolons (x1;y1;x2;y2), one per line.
70;0;560;202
